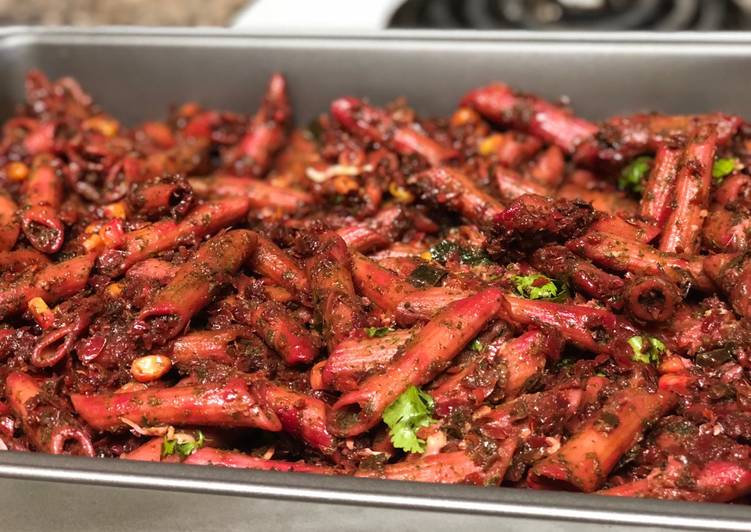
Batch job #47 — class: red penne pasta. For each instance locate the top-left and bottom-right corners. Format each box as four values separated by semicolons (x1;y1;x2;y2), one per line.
252;378;336;452
317;329;413;392
639;144;681;227
357;438;517;486
20;164;64;253
0;194;20;251
6;371;94;456
248;234;310;299
305;232;364;349
568;231;712;291
659;128;717;254
528;389;675;492
98;197;250;276
184;447;337;475
244;300;319;366
71;377;281;433
503;295;629;353
328;288;504;437
461;83;598;154
409;166;505;224
190;176;313;212
136;229;257;342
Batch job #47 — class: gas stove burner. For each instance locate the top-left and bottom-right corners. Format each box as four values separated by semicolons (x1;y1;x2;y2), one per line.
389;0;749;30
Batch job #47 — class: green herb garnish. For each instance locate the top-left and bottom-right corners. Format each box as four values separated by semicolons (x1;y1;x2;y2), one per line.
618;156;653;194
408;264;447;288
627;336;665;365
365;326;393;338
511;274;568;301
428;240;491;266
712;157;738;183
470;339;485;352
162;430;205;459
382;386;437;454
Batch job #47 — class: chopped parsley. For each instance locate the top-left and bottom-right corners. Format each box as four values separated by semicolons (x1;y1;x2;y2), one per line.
627;336;665;365
428;240;491;266
712;157;738;183
618;156;653;194
470;339;485;352
365;326;393;338
408;264;447;288
382;386;437;454
162;430;205;459
511;274;568;301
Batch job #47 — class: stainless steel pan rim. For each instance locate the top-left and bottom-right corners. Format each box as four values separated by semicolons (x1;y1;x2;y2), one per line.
0;27;749;530
0;452;748;530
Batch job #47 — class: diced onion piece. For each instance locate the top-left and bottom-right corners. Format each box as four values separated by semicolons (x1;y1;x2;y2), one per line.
306;164;372;183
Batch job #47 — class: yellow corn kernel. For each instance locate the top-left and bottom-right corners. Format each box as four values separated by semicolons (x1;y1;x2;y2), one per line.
27;297;54;328
83;116;119;137
106;282;123;298
131;355;172;383
478;134;503;157
5;161;29;181
450;107;481;127
82;233;104;252
388;182;414;204
420;251;433;261
103;202;127;219
332;174;359;195
84;222;103;235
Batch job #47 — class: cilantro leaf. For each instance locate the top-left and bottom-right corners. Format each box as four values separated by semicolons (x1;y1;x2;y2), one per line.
712;157;738;183
511;274;567;301
162;430;205;459
470;339;485;352
628;336;665;365
365;326;393;338
428;240;491;266
408;264;447;288
618;156;653;194
382;386;437;454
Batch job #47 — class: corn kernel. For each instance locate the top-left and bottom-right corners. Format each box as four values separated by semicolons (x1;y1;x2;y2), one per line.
103;202;127;219
388;182;414;204
420;251;433;261
82;233;103;252
84;222;103;235
131;355;172;383
478;134;504;157
27;297;54;329
5;161;29;181
332;174;359;195
106;283;123;298
450;107;481;127
83;116;119;137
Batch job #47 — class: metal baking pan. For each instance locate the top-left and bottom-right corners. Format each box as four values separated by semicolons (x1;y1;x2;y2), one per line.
1;27;750;531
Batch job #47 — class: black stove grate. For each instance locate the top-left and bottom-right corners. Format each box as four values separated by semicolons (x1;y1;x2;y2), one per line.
389;0;751;30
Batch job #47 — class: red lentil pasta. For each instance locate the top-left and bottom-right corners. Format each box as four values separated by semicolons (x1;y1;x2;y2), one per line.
0;70;750;503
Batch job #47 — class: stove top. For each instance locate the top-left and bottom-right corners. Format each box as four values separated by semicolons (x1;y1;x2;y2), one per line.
233;0;751;32
389;0;751;31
